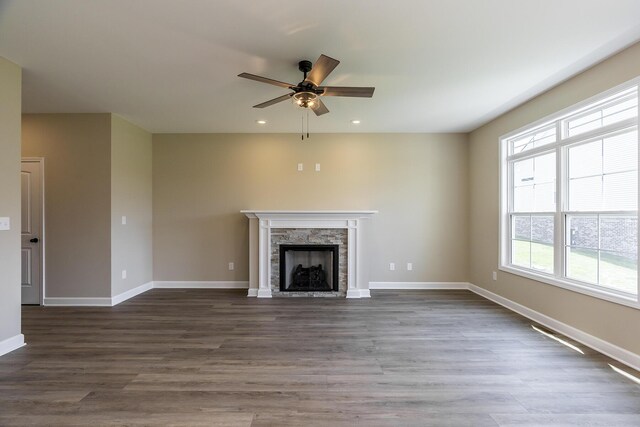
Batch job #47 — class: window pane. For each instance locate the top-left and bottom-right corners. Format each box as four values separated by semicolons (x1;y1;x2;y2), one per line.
569;176;602;211
599;250;638;295
569;140;602;178
513;215;531;240
600;216;638;255
602;97;638;127
564;89;638;137
514;158;533;185
566;214;638;295
534;183;555;212
512;215;531;268
532;216;554;245
510;126;556;154
567;216;598;249
603;171;637;211
531;216;554;273
513;153;556;212
512;240;531;268
514;185;534;212
567;111;603;137
603;130;638;174
566;247;598;284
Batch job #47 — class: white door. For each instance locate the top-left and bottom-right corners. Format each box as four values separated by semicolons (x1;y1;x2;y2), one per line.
21;160;43;305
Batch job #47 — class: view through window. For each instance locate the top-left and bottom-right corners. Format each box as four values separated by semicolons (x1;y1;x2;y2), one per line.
502;82;639;302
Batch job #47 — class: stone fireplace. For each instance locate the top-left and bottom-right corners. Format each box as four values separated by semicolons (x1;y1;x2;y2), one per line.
241;210;377;298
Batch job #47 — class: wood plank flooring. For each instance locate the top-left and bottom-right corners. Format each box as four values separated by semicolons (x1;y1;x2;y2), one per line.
1;289;639;426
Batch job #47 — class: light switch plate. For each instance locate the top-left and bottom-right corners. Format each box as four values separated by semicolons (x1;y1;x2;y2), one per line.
0;217;9;231
228;262;235;271
389;262;395;271
492;271;497;281
297;163;303;171
121;216;127;225
122;270;127;279
315;163;321;172
407;263;413;271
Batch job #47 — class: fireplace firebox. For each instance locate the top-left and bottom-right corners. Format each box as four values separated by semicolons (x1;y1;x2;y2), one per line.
279;244;339;292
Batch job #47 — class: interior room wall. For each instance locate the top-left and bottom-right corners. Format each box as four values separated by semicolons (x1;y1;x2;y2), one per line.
22;113;112;298
469;41;640;355
152;133;469;284
0;56;22;349
110;115;153;296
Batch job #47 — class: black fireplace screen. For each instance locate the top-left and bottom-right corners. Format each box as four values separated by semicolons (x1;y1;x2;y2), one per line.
279;244;339;292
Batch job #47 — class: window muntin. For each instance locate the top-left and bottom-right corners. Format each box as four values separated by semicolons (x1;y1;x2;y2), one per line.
502;81;639;304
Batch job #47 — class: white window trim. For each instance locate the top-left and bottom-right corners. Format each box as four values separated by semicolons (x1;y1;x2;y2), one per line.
499;77;640;310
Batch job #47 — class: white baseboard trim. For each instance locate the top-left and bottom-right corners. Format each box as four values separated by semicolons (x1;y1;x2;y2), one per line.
247;288;259;297
153;281;249;289
0;334;25;357
112;281;154;306
468;284;640;372
346;289;371;298
369;281;470;290
44;297;113;307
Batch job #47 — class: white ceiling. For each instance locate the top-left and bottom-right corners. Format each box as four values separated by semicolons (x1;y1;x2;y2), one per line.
1;0;640;133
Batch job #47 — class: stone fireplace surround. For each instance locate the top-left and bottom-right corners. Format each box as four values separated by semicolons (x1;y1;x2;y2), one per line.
241;211;377;298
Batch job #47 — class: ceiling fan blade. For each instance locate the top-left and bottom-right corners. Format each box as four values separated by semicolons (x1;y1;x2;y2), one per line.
238;72;293;89
320;86;375;97
304;54;340;87
311;98;329;116
253;93;292;108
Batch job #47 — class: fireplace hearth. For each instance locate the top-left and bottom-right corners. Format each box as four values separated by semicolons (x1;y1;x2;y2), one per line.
280;244;339;292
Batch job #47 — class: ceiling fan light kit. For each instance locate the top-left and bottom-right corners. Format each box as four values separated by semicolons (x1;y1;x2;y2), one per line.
238;54;375;118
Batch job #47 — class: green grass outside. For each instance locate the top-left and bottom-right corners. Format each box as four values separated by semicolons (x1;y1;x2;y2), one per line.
512;240;637;295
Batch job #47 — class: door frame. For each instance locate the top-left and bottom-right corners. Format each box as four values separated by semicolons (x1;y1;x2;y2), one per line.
22;157;45;306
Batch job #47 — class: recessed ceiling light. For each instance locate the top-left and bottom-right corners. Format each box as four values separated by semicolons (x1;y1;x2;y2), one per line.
256;120;267;125
351;120;361;124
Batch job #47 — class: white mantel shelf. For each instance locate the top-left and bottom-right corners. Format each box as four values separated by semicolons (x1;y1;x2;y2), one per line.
242;210;377;298
242;210;378;219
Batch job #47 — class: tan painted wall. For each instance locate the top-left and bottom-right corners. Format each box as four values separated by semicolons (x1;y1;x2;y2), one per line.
0;57;22;342
22;114;112;298
111;115;153;296
469;42;640;355
153;133;469;283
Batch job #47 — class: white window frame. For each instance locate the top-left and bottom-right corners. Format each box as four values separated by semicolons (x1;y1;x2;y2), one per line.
499;77;640;310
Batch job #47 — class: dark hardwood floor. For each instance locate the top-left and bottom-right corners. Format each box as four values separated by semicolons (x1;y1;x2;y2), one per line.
1;289;639;426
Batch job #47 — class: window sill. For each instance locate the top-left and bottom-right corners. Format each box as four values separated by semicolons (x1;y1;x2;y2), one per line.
498;265;640;310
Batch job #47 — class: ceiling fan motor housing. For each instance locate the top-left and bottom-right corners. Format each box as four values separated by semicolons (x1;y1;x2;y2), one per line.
298;60;313;74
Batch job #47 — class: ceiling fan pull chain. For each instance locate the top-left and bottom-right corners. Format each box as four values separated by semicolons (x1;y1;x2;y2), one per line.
307;109;310;139
301;114;304;141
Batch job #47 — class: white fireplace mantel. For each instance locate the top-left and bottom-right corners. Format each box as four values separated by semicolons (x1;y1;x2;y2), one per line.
241;210;377;298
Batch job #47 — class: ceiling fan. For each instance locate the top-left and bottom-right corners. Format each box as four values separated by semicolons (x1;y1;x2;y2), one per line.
238;54;375;116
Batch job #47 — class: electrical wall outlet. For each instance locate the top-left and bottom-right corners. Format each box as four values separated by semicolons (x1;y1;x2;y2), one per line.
0;217;9;231
297;163;303;171
493;271;497;281
315;163;321;172
389;262;395;271
228;262;235;271
407;262;413;271
121;270;127;279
